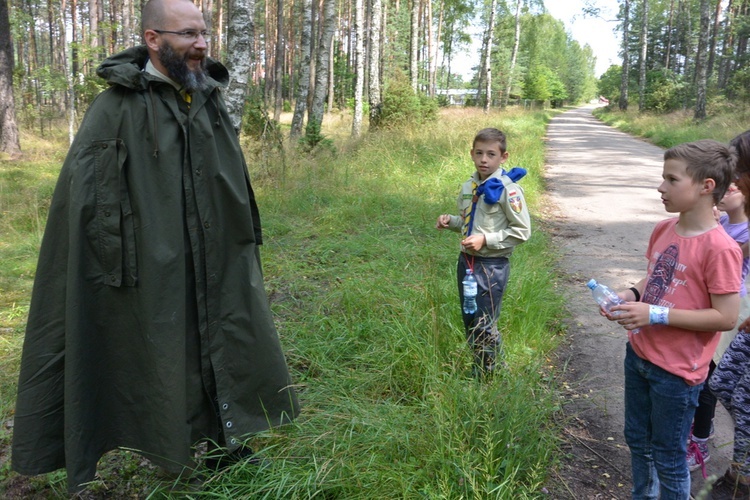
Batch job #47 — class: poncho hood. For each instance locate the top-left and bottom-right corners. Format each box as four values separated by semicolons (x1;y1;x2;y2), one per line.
96;45;229;91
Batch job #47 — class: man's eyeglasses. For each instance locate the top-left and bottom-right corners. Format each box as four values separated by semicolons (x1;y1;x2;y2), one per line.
153;29;211;41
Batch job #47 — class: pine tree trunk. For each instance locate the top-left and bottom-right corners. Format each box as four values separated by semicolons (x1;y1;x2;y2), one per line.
619;0;630;111
694;0;710;120
0;0;21;156
664;0;674;70
707;0;722;77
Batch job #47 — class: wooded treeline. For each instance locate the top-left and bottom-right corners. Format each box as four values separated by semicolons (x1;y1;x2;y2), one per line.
598;0;750;119
3;0;747;155
1;0;602;151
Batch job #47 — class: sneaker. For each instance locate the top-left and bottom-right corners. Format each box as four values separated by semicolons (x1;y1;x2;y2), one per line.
687;439;711;477
711;470;750;499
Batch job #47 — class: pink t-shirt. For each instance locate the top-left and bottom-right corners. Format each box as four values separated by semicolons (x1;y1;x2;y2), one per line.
629;218;742;385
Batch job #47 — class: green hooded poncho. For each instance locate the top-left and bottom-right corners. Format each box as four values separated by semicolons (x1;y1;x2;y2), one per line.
11;46;299;491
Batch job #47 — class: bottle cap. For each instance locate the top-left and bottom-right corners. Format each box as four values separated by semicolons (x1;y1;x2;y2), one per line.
586;279;597;290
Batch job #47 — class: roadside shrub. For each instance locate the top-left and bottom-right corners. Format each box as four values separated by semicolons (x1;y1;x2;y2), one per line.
727;66;750;105
379;75;438;129
299;119;335;154
597;65;622;103
643;69;686;112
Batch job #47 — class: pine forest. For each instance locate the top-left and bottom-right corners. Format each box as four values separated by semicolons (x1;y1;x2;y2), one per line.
1;0;750;153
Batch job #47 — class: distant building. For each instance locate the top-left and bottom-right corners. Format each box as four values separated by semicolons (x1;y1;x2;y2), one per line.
436;88;479;106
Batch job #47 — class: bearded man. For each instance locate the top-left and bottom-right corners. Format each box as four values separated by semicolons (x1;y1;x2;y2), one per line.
11;0;299;492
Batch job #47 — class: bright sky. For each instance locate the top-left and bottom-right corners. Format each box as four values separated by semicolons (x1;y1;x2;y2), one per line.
545;0;621;77
452;0;621;79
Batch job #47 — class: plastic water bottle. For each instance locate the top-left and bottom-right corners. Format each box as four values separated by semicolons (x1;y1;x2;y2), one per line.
586;279;625;317
463;270;478;314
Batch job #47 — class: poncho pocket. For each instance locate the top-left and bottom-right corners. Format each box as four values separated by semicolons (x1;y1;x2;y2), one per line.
92;139;138;287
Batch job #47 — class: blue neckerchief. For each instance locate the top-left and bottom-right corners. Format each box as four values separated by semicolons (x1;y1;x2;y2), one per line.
466;167;526;236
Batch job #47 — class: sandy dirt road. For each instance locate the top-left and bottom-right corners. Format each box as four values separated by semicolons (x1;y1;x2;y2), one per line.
545;104;732;498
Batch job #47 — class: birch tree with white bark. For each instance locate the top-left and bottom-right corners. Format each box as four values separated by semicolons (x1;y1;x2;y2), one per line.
291;0;312;138
483;0;496;112
368;0;383;128
308;0;336;133
502;0;521;108
637;0;648;111
410;0;419;91
224;0;255;133
351;0;365;137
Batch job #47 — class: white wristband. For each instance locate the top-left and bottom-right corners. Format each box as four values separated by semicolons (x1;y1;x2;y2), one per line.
649;305;669;325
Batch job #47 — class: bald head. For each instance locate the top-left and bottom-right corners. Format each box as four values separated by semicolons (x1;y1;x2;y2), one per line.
142;0;203;33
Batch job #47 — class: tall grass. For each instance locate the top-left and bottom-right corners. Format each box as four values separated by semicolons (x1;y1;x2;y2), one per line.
0;108;566;498
0;130;66;426
593;106;750;147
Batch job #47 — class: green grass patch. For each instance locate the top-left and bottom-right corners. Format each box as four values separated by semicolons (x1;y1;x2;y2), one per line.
593;106;750;147
1;107;566;498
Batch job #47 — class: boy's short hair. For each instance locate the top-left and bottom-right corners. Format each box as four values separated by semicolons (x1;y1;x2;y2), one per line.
473;128;507;153
731;129;750;178
664;140;738;204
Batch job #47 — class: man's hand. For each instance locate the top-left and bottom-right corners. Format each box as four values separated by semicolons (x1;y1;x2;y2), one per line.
436;214;451;229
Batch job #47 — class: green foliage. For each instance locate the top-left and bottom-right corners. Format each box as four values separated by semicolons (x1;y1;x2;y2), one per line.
523;66;567;105
379;75;439;128
642;69;688;113
74;74;108;109
727;66;750;105
593;106;749;148
299;119;335;154
2;108;568;497
240;88;286;174
346;97;370;116
597;65;623;102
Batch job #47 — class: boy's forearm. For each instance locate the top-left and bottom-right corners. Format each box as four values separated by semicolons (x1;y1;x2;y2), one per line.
663;307;739;332
651;292;739;332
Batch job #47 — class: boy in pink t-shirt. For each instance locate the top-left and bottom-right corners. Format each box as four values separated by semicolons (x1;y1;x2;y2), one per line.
603;140;741;499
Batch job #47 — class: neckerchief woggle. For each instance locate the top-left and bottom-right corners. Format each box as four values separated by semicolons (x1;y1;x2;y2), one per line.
465;167;526;236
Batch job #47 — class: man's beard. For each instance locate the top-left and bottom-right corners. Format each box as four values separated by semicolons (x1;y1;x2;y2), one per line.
158;41;208;93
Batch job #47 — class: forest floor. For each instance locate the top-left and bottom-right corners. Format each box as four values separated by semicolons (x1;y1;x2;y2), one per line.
544;104;732;499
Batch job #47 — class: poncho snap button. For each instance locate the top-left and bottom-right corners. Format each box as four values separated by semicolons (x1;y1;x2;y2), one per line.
225;421;233;428
222;403;229;410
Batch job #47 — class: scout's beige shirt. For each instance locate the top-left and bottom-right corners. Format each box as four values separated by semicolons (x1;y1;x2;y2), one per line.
446;169;531;258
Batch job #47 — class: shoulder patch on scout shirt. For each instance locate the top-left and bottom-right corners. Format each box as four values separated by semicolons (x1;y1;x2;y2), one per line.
509;194;523;213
